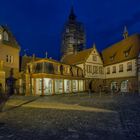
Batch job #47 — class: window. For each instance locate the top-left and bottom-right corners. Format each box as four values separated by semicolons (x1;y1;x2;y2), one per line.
87;65;92;73
95;66;98;74
93;55;97;61
6;55;8;62
3;31;9;41
64;66;70;74
54;64;60;73
6;55;13;63
110;56;114;61
99;67;103;74
110;53;116;61
92;66;98;74
127;62;132;71
107;67;110;74
112;66;116;73
124;52;129;57
124;47;131;57
119;64;123;72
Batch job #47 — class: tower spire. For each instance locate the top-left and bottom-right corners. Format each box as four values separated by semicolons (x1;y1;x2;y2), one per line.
69;6;76;21
123;26;128;39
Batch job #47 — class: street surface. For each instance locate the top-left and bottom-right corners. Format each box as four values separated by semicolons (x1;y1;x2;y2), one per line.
0;93;140;140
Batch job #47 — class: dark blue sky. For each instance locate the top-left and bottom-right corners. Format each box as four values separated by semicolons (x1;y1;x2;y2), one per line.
1;0;140;60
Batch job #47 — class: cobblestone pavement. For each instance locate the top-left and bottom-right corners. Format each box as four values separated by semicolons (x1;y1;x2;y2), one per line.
0;93;140;140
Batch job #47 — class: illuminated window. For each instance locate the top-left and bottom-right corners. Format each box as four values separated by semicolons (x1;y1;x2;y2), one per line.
127;62;132;71
119;64;123;72
72;80;78;92
3;31;9;41
55;79;63;94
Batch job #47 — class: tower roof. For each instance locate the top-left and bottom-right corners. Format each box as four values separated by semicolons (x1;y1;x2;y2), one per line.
69;6;76;21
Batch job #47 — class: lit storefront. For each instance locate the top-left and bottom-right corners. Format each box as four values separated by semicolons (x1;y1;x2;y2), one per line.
25;59;85;96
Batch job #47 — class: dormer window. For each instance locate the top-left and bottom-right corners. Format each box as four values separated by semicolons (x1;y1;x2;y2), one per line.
124;52;129;57
3;31;9;41
110;53;116;61
110;56;114;61
124;46;131;57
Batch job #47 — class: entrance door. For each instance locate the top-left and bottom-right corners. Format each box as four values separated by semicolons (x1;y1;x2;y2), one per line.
110;81;118;92
121;80;128;93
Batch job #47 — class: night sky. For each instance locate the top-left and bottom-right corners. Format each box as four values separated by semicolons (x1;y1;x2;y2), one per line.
1;0;140;60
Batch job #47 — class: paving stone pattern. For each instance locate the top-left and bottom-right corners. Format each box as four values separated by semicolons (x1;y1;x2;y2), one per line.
0;93;140;140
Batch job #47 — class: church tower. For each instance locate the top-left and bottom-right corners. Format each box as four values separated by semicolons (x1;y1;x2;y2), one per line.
61;7;86;59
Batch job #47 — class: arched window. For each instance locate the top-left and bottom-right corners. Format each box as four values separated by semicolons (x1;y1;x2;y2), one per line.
3;31;9;41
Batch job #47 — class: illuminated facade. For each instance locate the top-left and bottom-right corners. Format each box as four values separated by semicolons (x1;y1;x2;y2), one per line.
0;25;20;90
62;44;104;92
24;59;85;96
102;28;140;93
1;24;140;95
62;27;140;93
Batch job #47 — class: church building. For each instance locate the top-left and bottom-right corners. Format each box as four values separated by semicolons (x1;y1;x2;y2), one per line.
61;7;86;60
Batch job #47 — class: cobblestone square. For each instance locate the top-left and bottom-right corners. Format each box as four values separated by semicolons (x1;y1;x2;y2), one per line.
0;93;140;140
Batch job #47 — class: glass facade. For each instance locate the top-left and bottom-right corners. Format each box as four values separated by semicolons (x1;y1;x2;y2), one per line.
64;80;71;93
55;79;63;94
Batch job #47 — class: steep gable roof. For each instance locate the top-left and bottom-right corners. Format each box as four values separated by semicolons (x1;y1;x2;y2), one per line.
0;25;20;49
61;48;93;65
102;34;140;66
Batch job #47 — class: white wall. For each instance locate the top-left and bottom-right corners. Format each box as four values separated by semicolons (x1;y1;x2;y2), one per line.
85;47;105;79
105;59;137;79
